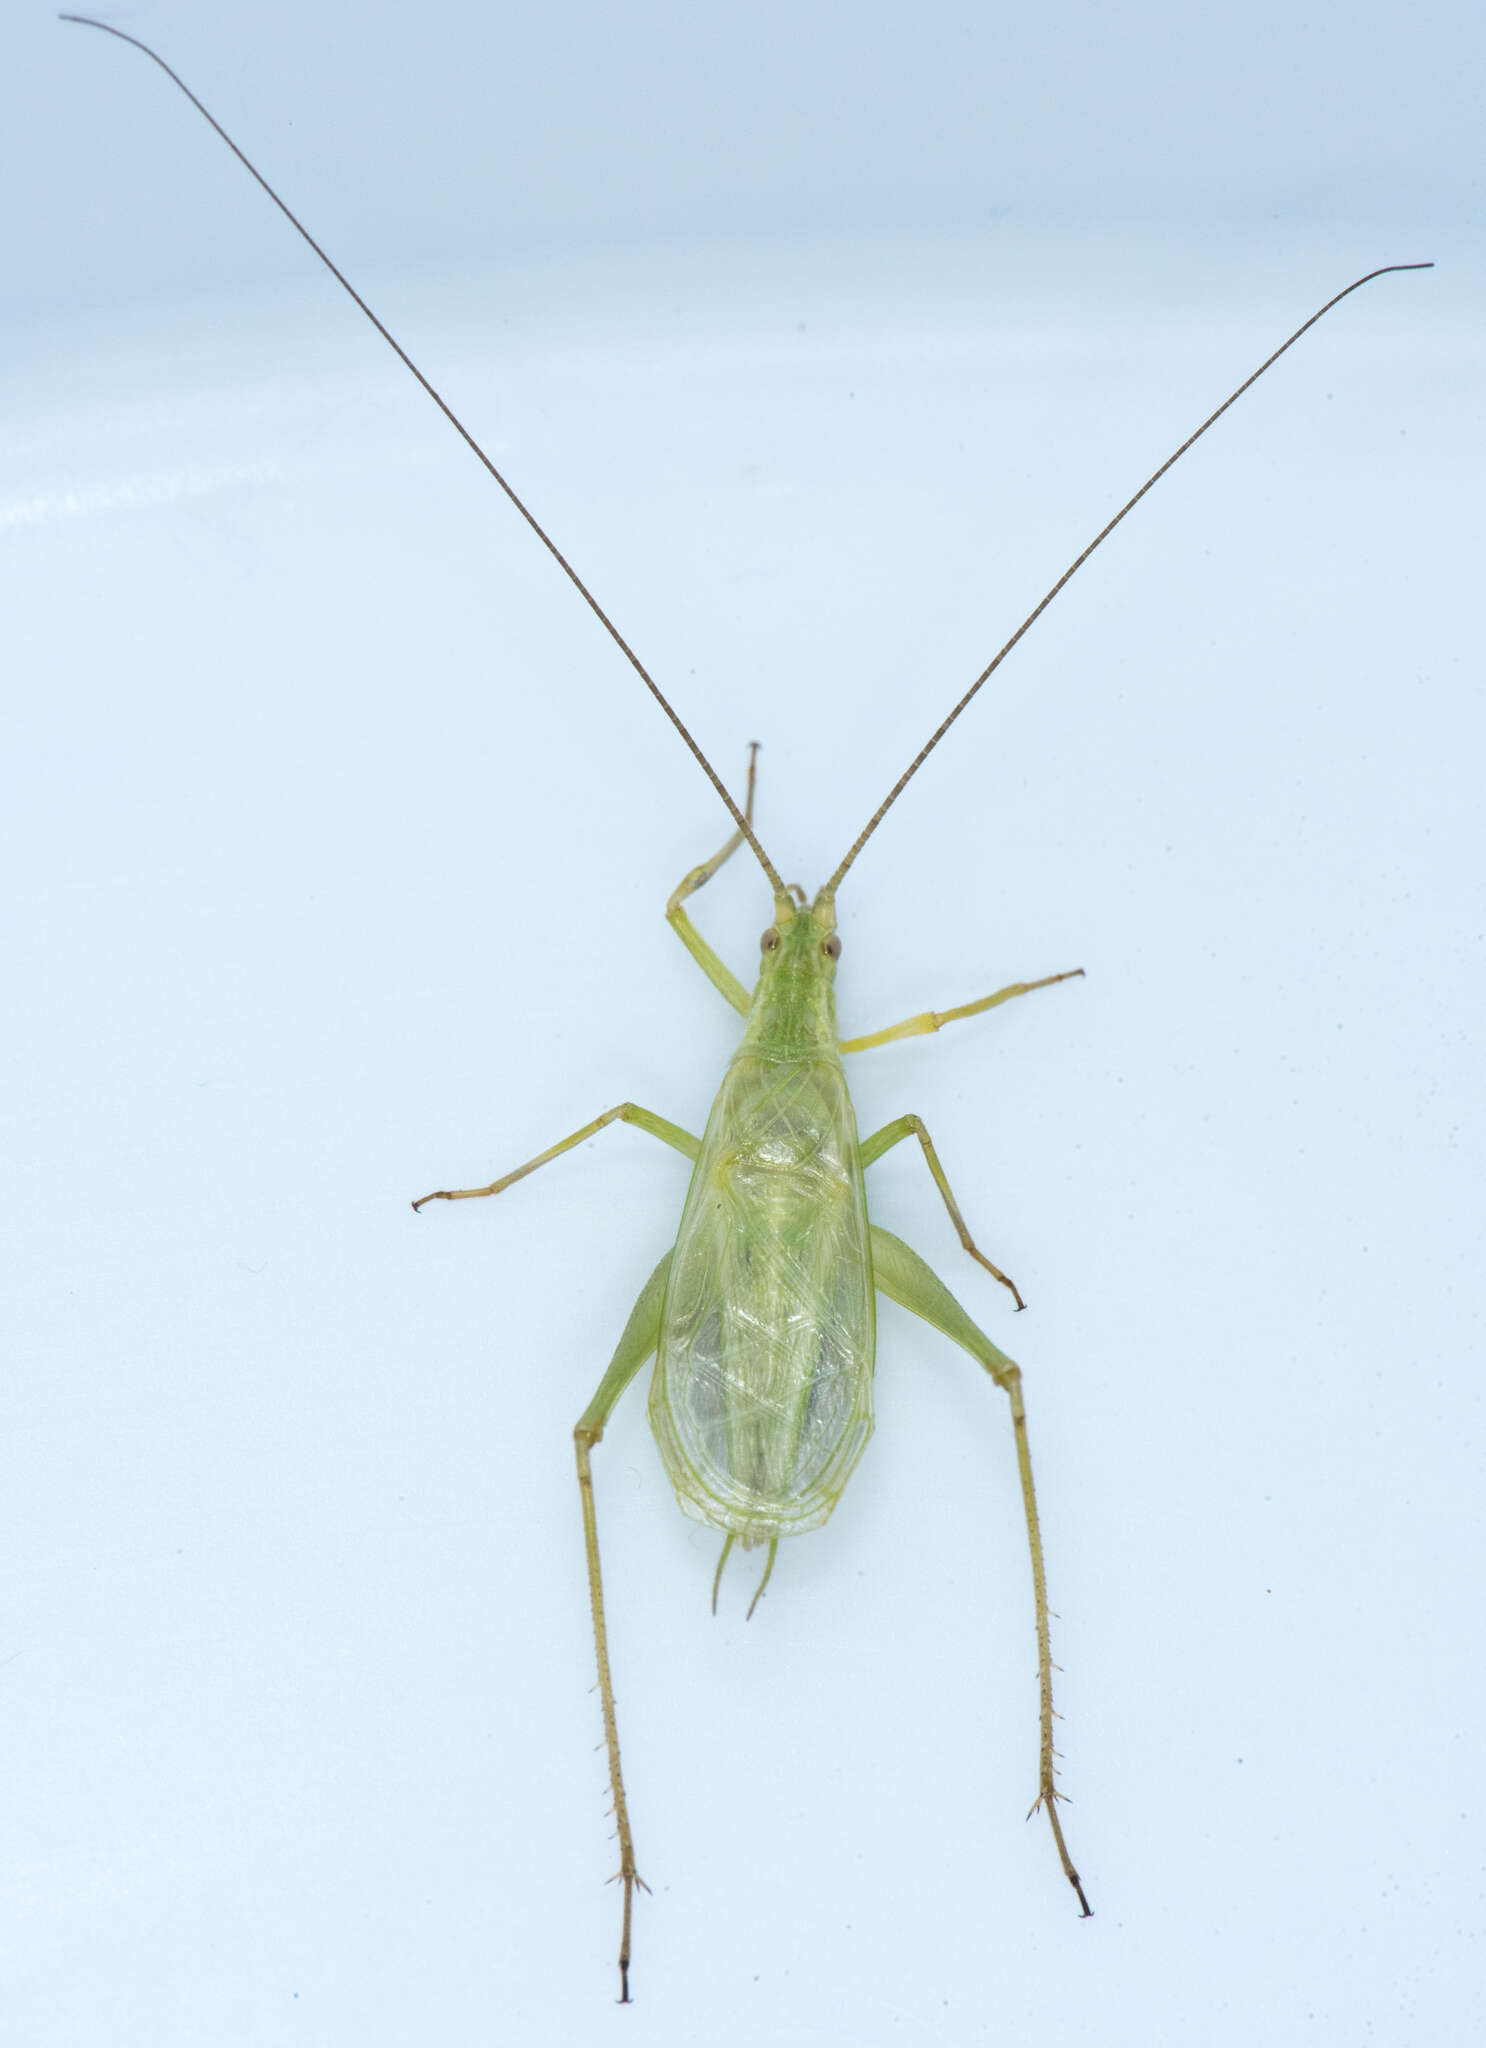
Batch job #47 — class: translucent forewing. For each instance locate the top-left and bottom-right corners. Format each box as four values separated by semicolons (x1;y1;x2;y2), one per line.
650;1046;875;1547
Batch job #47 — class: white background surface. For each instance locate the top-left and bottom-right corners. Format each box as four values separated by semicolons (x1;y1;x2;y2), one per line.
5;2;1482;2042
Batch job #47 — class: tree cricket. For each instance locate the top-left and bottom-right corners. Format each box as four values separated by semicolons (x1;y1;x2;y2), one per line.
63;9;1431;2004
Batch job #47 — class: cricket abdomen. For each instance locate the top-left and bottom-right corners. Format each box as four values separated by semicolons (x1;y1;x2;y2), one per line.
648;1048;876;1546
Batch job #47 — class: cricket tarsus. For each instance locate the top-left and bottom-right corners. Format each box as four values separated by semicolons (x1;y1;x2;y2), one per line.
824;260;1434;892
1037;1796;1092;1918
59;11;784;898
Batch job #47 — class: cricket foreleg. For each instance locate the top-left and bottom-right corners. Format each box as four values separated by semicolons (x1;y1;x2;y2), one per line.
838;966;1083;1056
860;1114;1029;1311
665;743;763;1014
412;1104;698;1210
869;1224;1092;1919
574;1251;672;2003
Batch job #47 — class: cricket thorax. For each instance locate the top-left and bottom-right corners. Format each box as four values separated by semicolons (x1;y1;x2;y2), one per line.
648;916;876;1545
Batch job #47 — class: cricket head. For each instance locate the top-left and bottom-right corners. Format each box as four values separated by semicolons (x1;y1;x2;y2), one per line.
739;887;841;1057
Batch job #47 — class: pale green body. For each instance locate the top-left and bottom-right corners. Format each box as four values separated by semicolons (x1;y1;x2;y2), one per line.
650;899;875;1545
431;860;1096;1996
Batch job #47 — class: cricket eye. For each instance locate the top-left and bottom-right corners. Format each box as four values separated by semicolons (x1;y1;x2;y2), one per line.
760;927;781;952
822;934;842;960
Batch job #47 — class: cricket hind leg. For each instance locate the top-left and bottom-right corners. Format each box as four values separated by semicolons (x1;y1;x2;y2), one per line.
868;1224;1092;1918
573;1251;673;2001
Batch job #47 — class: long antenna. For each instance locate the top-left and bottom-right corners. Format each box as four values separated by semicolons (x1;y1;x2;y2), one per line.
823;261;1432;897
62;13;789;899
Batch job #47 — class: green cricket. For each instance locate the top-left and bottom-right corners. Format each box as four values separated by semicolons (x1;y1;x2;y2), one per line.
65;10;1431;2005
